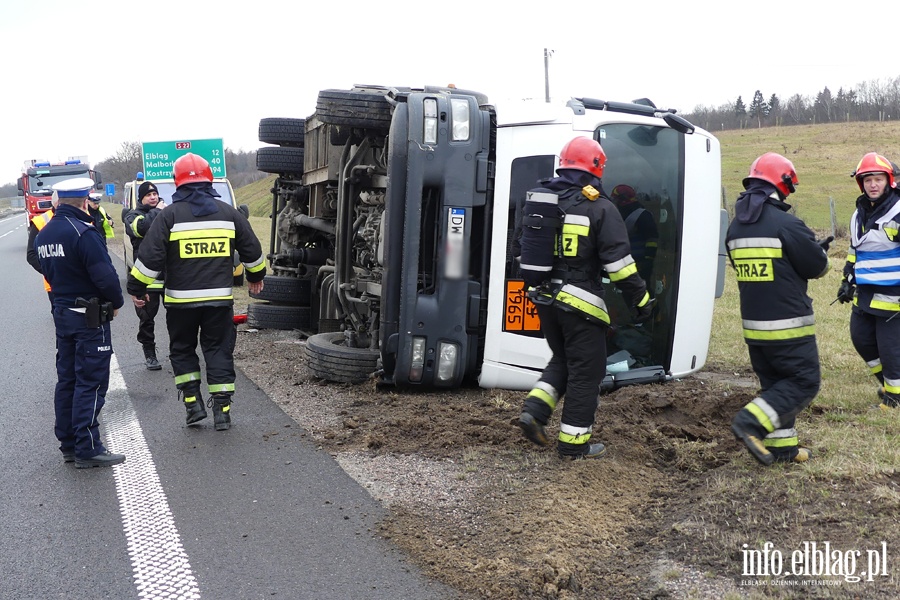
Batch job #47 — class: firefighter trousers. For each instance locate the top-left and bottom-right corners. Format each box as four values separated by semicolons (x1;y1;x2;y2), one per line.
747;338;820;431
135;291;161;347
850;308;900;403
525;304;607;433
166;305;236;397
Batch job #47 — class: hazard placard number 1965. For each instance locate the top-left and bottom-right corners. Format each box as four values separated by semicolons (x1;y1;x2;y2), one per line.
504;280;541;332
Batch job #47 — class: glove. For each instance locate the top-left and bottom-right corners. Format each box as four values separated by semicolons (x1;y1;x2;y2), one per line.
633;297;656;324
818;235;834;251
837;280;855;304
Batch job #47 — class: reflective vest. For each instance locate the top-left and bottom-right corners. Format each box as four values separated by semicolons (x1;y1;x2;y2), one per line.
96;205;115;239
32;211;54;292
851;199;900;288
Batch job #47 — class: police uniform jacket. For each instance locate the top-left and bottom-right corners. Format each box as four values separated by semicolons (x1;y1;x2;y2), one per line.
726;188;828;345
34;203;124;310
532;171;648;324
843;188;900;316
127;183;266;307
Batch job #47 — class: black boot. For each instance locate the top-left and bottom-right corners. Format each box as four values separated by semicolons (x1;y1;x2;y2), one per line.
182;390;207;425
143;344;162;371
211;394;232;431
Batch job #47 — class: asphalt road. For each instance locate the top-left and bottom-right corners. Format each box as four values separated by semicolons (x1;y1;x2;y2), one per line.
0;211;456;600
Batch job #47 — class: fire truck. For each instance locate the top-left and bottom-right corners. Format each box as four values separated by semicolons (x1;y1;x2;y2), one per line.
18;158;102;226
252;85;726;391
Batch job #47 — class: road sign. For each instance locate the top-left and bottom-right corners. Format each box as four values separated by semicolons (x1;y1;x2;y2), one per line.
105;183;115;197
141;138;227;179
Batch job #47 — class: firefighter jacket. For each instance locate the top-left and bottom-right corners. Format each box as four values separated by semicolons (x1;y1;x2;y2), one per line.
126;183;266;307
726;187;829;345
27;209;55;291
527;171;649;325
124;203;165;291
33;203;124;310
843;188;900;315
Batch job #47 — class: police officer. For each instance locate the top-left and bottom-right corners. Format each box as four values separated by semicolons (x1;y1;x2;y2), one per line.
124;181;165;370
727;153;829;466
517;137;653;460
26;191;58;306
87;192;115;244
838;152;900;410
35;177;126;468
127;153;266;430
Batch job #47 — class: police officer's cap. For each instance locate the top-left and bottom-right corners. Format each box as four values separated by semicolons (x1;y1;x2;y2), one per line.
53;177;95;199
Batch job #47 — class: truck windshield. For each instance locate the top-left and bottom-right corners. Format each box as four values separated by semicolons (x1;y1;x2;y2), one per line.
505;123;683;373
149;181;235;207
28;170;92;195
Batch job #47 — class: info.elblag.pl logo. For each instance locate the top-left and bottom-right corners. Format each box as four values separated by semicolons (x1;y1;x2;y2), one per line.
740;541;890;586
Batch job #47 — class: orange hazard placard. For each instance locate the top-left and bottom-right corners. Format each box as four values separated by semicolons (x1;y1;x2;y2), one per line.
504;280;541;332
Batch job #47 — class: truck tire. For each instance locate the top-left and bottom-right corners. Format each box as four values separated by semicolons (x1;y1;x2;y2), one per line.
247;302;311;330
248;276;311;306
258;117;306;147
316;89;393;130
257;146;305;175
305;332;380;384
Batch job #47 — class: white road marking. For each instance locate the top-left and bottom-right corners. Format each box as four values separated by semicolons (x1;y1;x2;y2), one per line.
104;353;201;599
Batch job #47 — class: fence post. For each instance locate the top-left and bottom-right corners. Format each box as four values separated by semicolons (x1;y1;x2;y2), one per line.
830;196;837;238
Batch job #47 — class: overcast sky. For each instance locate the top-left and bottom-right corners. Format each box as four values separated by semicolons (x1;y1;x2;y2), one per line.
0;0;882;186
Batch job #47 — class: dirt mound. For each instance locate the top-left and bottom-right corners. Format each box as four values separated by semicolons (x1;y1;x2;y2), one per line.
236;329;779;598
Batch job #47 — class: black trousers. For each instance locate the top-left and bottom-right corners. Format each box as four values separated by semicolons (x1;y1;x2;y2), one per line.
747;338;820;430
166;305;235;397
532;304;607;430
135;292;161;347
850;308;900;402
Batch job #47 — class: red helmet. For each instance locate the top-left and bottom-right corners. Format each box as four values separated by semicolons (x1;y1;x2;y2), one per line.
853;152;895;192
173;153;214;187
558;137;607;178
611;184;637;205
742;152;798;198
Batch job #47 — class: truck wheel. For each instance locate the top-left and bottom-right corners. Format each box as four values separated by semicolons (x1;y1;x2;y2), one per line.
257;146;305;175
258;117;306;147
247;302;311;330
248;276;311;306
305;332;380;384
316;89;393;130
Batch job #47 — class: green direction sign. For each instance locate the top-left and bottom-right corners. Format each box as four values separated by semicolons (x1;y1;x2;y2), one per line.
141;138;226;179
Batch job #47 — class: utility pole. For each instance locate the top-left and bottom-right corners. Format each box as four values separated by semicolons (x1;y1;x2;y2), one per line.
544;48;554;103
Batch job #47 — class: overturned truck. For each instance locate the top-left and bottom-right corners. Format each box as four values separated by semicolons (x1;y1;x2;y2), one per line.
252;85;724;390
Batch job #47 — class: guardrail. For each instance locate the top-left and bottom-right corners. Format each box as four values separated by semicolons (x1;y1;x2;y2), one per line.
0;197;24;209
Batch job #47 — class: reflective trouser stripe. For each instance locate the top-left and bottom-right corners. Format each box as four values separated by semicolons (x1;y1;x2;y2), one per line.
526;380;559;411
559;422;591;445
867;358;882;375
764;428;798;448
885;377;900;395
208;383;235;394
175;371;202;386
745;397;780;433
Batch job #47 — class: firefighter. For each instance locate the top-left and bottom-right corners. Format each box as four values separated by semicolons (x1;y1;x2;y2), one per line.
87;192;115;244
838;152;900;410
127;153;266;430
727;153;829;466
123;181;166;370
26;191;58;306
610;184;658;283
517;136;653;460
35;177;126;468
